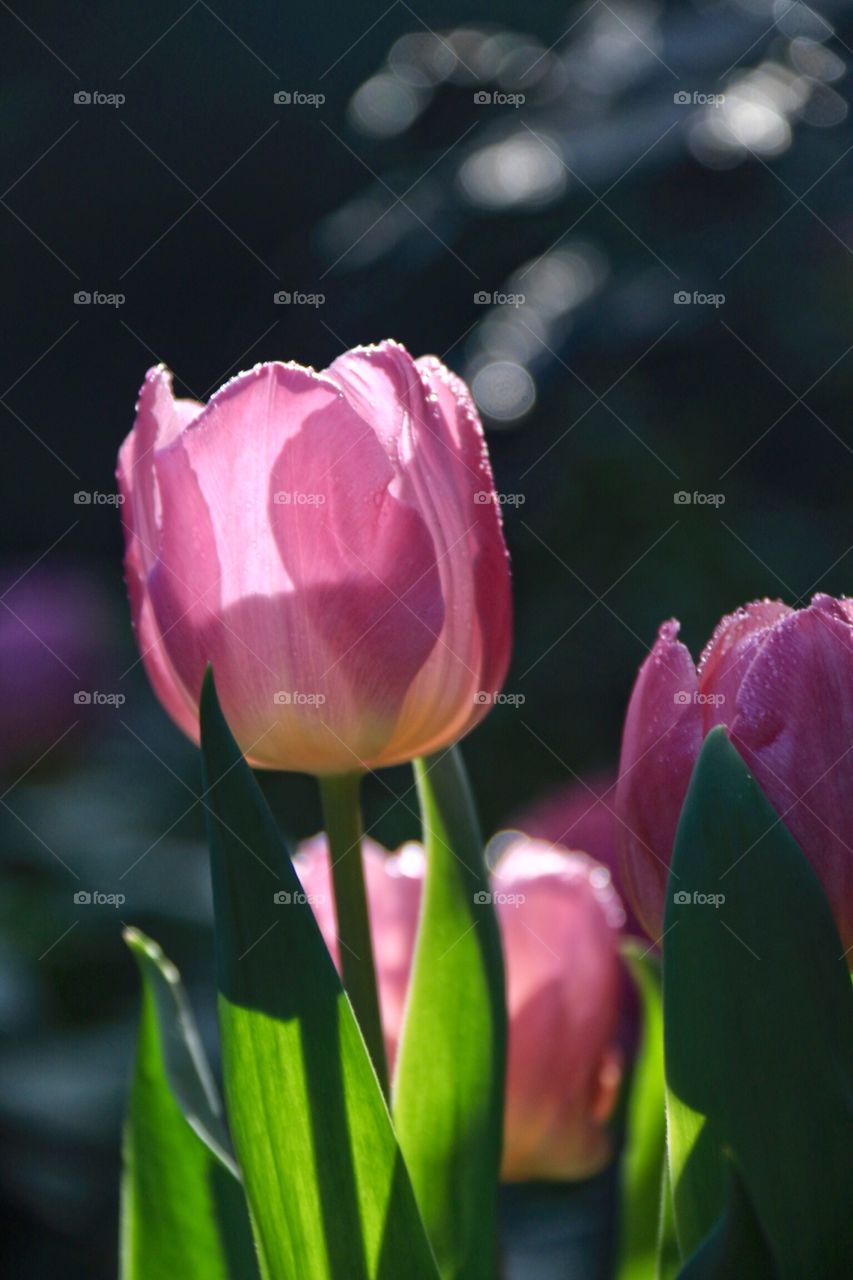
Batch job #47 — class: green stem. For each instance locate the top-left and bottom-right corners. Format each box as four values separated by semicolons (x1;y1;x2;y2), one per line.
318;771;390;1099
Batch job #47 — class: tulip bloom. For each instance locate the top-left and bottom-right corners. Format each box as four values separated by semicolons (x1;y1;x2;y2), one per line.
617;595;853;950
513;770;643;937
296;834;625;1181
117;341;511;774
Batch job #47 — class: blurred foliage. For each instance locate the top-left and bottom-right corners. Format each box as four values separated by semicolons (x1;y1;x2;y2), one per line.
2;0;853;1275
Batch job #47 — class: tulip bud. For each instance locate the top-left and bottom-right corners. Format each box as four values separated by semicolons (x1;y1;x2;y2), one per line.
295;833;625;1182
617;596;853;951
117;341;511;774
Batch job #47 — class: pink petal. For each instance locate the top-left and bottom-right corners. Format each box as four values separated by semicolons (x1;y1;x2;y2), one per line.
616;620;703;941
148;362;444;772
697;598;792;730
731;594;853;951
495;839;622;1180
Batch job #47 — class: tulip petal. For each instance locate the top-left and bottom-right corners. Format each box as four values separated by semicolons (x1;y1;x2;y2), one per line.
697;599;791;730
328;341;512;763
145;362;444;772
616;621;703;941
117;368;206;742
496;841;622;1180
730;594;853;951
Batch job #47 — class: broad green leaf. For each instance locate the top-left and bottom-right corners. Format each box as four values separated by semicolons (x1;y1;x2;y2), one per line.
121;928;258;1280
199;670;440;1280
656;1157;680;1280
393;749;506;1280
615;942;667;1280
664;727;853;1275
677;1163;774;1280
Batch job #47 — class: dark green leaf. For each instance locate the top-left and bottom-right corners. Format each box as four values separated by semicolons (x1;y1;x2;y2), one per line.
664;727;853;1276
121;928;258;1280
677;1163;775;1280
200;670;440;1280
393;749;506;1280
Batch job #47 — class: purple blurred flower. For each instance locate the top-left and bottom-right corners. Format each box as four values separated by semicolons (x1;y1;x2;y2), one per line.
0;563;114;771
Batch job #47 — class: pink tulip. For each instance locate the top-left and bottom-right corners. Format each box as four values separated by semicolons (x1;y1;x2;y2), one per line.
512;769;644;937
117;341;511;774
295;833;625;1181
617;595;853;950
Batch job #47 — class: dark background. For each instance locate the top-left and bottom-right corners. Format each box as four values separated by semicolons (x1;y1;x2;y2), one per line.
2;1;852;1275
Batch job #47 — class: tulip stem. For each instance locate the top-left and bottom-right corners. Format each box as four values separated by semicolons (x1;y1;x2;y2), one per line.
318;771;390;1100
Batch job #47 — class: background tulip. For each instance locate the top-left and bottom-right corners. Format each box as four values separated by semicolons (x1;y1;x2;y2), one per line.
617;595;853;950
295;832;625;1182
512;770;643;938
117;341;511;774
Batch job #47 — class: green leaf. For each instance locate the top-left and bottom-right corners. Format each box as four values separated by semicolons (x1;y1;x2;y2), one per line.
615;942;667;1280
121;928;258;1280
392;749;506;1280
677;1163;775;1280
657;1157;680;1280
663;727;853;1276
199;670;440;1280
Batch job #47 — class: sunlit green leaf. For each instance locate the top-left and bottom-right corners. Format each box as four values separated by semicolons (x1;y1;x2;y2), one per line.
615;941;667;1280
393;749;506;1280
200;670;441;1280
121;927;258;1280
